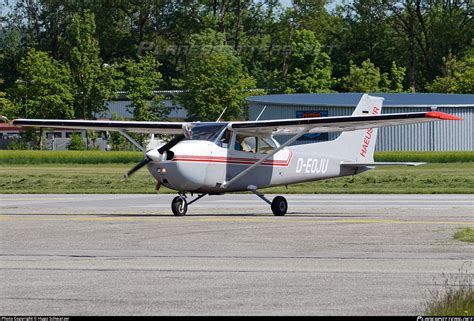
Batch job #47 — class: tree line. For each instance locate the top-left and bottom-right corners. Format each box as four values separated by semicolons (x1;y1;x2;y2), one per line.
0;0;472;124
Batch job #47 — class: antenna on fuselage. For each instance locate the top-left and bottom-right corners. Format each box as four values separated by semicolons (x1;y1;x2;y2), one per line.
216;107;228;122
255;105;267;121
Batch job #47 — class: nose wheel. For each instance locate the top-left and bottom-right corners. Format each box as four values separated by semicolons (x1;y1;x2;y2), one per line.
171;195;188;216
170;193;208;216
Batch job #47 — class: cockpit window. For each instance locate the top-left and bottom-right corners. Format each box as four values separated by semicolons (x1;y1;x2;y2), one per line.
188;123;228;142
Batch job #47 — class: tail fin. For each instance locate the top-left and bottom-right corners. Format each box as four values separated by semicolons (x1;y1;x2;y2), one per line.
334;94;384;162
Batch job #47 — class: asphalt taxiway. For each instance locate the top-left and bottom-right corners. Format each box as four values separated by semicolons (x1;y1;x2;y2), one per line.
1;194;473;315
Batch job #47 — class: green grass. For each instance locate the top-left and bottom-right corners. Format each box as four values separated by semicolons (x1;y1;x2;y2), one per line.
454;228;474;243
0;164;162;194
263;162;474;194
0;162;473;194
423;263;474;316
0;150;143;164
1;150;473;165
375;151;474;163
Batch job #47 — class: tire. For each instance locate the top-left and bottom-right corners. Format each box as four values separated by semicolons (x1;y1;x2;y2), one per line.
171;196;188;216
271;196;288;216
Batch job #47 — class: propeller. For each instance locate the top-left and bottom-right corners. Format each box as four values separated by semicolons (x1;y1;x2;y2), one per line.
123;157;152;180
158;134;185;154
122;134;185;180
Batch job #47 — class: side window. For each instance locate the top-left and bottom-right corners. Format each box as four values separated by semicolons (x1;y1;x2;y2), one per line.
257;137;275;154
235;135;256;153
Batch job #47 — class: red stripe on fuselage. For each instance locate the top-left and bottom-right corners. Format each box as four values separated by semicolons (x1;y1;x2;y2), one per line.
173;151;293;167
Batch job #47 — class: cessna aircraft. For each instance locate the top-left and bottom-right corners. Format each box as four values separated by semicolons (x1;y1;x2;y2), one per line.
11;94;462;216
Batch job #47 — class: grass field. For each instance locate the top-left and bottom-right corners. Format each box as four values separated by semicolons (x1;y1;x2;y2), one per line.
1;162;473;194
423;263;474;316
454;228;474;243
1;150;474;164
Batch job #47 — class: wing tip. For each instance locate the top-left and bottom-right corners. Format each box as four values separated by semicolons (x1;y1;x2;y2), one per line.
426;111;463;121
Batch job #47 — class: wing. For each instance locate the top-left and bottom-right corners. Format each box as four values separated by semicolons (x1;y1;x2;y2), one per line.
11;111;462;137
229;111;463;136
11;119;185;135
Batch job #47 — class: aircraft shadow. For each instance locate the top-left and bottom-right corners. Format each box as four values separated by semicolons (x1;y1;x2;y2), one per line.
6;212;371;218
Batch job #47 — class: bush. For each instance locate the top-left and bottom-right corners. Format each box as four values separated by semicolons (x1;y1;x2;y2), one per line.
7;138;31;150
67;133;86;150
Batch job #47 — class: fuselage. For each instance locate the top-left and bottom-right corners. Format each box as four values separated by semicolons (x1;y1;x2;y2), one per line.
147;139;364;193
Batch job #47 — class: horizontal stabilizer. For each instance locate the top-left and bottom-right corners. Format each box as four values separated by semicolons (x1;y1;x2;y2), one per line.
341;162;426;167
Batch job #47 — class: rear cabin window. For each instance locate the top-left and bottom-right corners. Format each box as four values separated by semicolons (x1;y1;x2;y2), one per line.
234;135;277;154
257;137;276;154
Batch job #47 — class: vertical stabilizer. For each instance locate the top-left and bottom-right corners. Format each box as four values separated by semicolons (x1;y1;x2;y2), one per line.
334;94;384;162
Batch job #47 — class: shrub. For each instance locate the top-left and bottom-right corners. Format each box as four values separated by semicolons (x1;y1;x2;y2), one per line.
67;133;86;150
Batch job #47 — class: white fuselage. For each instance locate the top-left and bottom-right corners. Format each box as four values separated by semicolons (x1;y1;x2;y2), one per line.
147;140;362;193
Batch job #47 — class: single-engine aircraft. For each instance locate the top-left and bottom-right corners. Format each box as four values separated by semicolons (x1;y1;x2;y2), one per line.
11;94;463;216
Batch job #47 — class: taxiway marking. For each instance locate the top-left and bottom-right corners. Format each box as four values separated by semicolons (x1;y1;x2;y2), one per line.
1;215;473;225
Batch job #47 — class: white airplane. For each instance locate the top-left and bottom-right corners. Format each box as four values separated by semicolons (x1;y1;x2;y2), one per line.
11;94;463;216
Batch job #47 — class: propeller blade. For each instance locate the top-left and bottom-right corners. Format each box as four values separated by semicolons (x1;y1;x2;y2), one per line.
123;134;185;180
123;157;152;180
158;134;185;154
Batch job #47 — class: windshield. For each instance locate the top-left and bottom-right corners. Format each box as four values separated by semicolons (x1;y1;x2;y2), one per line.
188;123;228;142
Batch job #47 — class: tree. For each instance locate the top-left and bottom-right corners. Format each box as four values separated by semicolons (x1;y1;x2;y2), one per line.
274;29;334;93
122;53;170;121
382;0;473;91
13;49;74;119
0;79;18;119
11;49;75;149
289;0;333;44
177;29;256;121
427;50;474;94
0;28;24;89
342;59;383;92
342;59;407;92
388;61;407;93
64;10;119;119
329;0;398;84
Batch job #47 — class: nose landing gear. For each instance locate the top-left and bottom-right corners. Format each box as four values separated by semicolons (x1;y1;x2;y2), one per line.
171;195;188;216
171;193;208;216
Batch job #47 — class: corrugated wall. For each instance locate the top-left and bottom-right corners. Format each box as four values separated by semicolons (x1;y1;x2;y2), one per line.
249;103;473;151
99;100;187;119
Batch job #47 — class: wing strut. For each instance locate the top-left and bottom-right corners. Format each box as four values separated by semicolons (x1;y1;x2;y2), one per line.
221;128;308;188
119;129;145;152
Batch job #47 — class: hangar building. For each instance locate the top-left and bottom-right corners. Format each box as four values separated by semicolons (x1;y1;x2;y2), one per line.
246;93;473;152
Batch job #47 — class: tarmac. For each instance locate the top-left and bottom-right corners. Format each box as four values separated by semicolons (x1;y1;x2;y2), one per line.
1;194;473;315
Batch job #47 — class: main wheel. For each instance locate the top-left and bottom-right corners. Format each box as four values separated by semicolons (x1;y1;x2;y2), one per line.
271;196;288;216
171;196;188;216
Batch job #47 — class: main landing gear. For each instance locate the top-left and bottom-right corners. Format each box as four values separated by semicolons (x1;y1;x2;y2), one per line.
170;188;288;216
247;185;288;216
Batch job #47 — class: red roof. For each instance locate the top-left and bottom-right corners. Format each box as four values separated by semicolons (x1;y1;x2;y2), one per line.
0;123;19;131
